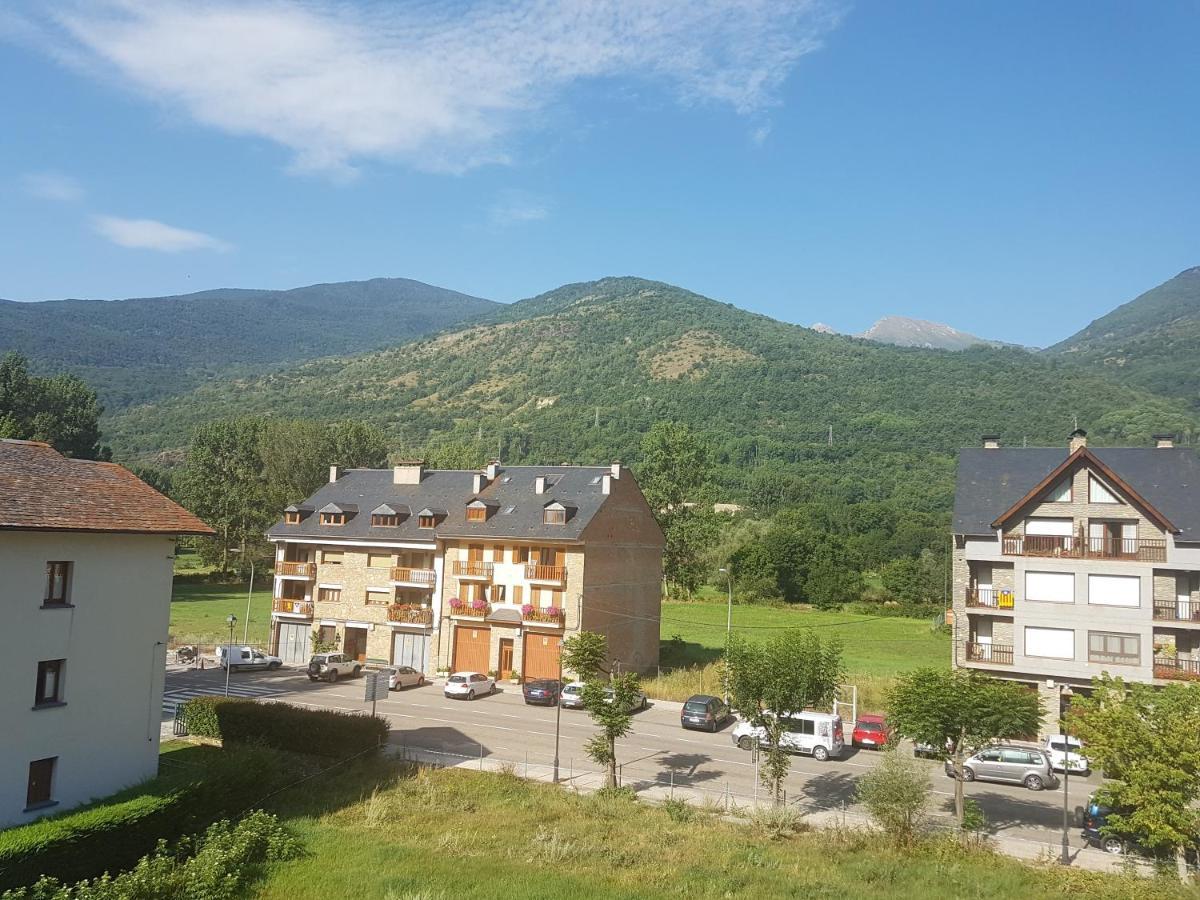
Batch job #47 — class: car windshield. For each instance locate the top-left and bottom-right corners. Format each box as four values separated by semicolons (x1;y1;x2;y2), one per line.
684;700;710;712
1048;741;1079;752
563;685;582;695
858;722;883;732
449;675;467;683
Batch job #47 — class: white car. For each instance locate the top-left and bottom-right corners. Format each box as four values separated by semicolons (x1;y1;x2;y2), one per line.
444;671;495;700
560;681;586;709
218;646;282;672
731;711;845;761
1044;734;1090;774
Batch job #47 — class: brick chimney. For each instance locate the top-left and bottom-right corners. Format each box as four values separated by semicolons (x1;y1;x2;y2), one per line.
1068;428;1088;453
486;459;500;479
393;460;424;485
329;465;339;483
472;472;488;493
981;434;1000;449
1153;433;1176;449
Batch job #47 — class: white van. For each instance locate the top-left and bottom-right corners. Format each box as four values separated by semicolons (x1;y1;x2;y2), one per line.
217;646;282;672
731;711;845;761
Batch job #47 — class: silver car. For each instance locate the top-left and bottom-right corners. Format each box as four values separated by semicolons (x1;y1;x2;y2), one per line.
945;745;1059;791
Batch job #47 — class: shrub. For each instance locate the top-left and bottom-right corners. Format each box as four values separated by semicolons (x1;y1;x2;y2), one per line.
748;805;806;841
855;748;931;845
181;697;388;757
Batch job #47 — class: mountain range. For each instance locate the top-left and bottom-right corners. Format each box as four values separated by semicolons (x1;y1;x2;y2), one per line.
857;316;1013;351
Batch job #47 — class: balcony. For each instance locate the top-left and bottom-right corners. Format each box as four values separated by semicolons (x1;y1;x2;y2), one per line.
965;588;1014;611
449;601;490;618
1153;600;1200;624
452;560;493;580
277;561;316;578
272;598;313;617
391;566;436;587
388;605;433;626
1153;656;1200;681
525;563;566;584
523;606;565;626
965;642;1013;665
1001;534;1166;563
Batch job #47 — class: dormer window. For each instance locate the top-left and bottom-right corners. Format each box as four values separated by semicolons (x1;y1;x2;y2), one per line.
544;508;566;525
317;502;355;526
285;511;302;525
320;512;345;526
416;506;444;529
372;514;399;527
418;514;435;529
467;507;487;523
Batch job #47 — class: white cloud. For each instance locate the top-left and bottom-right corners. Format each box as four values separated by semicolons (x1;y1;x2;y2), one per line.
90;214;232;252
17;1;841;176
22;171;85;202
489;190;550;226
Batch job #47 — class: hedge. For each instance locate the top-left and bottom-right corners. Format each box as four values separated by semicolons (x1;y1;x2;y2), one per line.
181;696;389;757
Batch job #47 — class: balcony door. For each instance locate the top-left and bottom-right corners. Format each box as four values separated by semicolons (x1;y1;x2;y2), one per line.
974;619;993;661
1180;574;1194;621
973;564;992;604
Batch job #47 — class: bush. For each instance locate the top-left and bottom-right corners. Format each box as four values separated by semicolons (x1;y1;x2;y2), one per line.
748;804;807;841
3;811;301;900
181;697;388;757
855;749;931;845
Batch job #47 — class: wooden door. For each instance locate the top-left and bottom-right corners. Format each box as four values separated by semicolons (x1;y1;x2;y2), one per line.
498;638;514;680
522;632;562;681
344;627;368;662
453;625;490;673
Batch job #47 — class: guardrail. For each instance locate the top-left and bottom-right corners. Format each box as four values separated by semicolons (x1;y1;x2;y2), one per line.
965;588;1014;610
452;560;494;579
965;642;1014;665
391;566;436;586
272;598;313;616
525;563;566;583
277;561;317;577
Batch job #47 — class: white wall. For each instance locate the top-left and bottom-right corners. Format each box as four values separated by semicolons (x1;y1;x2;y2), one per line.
0;531;175;827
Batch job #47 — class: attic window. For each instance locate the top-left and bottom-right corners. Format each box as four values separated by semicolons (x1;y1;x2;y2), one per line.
418;514;436;529
501;506;516;515
320;512;346;526
466;507;487;523
372;514;399;527
284;511;302;525
1089;476;1120;504
589;476;602;485
543;507;567;526
1048;479;1072;503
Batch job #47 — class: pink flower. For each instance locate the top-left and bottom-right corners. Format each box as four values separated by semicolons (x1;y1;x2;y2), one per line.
448;597;463;609
546;606;560;618
521;604;534;617
471;598;487;610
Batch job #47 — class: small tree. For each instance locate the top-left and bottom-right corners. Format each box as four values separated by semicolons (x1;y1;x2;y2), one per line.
722;629;844;803
856;748;930;845
562;631;640;789
887;668;1040;827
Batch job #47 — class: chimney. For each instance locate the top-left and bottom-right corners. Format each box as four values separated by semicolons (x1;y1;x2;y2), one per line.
393;460;424;485
610;461;621;479
1068;428;1088;453
329;465;339;483
1153;433;1176;449
473;472;488;493
981;434;1000;450
486;459;500;479
601;473;612;495
535;475;547;495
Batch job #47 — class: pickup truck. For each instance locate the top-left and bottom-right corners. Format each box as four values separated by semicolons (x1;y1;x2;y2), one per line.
218;646;282;672
307;653;363;683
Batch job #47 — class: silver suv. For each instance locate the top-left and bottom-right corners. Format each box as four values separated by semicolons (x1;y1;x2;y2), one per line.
945;745;1059;791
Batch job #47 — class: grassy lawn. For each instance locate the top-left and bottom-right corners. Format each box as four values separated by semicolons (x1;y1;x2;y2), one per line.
170;581;274;647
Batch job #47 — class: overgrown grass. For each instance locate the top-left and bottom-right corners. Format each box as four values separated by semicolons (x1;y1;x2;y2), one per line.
171;581;274;647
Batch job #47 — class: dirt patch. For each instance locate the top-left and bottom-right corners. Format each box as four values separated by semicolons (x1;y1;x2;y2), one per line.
642;330;758;380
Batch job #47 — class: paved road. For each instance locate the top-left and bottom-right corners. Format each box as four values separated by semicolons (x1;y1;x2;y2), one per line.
163;666;1106;860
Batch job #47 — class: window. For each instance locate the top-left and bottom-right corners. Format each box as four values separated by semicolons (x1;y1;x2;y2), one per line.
501;506;516;515
1048;480;1072;503
1089;476;1120;504
418;514;435;529
543;507;566;525
1088;631;1140;666
1088;574;1140;608
319;512;346;526
371;514;399;527
321;550;343;565
516;546;530;563
783;717;816;736
466;506;488;522
1001;749;1038;765
366;552;392;569
1025;571;1074;603
365;588;391;606
26;758;56;809
1024;627;1075;660
35;660;65;707
284;511;302;525
491;585;507;605
317;587;342;603
44;562;71;606
512;585;523;605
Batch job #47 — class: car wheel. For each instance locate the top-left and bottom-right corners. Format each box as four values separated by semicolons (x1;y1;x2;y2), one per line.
269;661;281;670
813;745;829;762
737;735;755;751
353;666;362;677
1101;837;1124;855
961;767;975;782
327;670;338;683
417;676;425;687
1024;774;1044;791
307;675;318;682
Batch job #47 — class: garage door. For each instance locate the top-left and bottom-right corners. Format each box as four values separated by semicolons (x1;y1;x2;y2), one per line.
522;632;562;681
277;622;310;666
453;626;490;673
393;631;429;671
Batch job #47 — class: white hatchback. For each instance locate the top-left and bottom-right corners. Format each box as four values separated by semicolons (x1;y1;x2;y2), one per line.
444;671;495;700
1044;734;1090;774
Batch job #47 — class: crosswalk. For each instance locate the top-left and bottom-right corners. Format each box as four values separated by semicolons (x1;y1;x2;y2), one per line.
161;680;288;716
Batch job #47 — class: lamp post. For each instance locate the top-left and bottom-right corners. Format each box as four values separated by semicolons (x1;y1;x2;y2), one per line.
229;549;256;645
224;614;237;697
718;567;733;703
1057;681;1074;866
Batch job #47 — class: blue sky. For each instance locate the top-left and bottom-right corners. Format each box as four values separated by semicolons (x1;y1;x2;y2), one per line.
1;1;1197;346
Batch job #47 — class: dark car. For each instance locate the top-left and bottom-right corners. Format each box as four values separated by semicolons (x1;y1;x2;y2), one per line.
681;695;730;732
1082;796;1138;855
522;678;563;706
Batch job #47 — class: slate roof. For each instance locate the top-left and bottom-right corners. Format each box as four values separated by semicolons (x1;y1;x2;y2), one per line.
267;465;623;543
0;439;213;535
954;446;1200;540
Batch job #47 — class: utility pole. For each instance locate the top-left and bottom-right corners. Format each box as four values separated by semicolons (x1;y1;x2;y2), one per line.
828;425;833;447
718;567;733;703
243;557;254;644
224;615;237;697
594;406;600;428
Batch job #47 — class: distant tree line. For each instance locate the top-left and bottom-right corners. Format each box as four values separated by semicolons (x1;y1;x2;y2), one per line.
0;352;106;459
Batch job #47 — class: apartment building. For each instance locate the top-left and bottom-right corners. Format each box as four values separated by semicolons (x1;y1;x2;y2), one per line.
0;439;212;827
266;460;664;680
952;428;1200;723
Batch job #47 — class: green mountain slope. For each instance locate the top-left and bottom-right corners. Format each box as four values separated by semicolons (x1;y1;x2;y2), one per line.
104;277;1197;509
0;278;496;409
1047;266;1200;406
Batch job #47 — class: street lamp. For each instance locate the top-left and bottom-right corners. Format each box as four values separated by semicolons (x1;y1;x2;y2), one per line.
1055;681;1074;866
224;614;237;697
718;567;733;702
229;549;256;644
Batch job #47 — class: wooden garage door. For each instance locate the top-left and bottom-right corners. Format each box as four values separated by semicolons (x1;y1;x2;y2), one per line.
522;632;562;681
453;625;490;673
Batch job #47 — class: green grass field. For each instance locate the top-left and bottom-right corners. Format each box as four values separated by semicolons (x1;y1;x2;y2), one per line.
170;581;274;647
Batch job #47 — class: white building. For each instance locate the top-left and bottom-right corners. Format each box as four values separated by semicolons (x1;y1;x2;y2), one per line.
0;439;211;827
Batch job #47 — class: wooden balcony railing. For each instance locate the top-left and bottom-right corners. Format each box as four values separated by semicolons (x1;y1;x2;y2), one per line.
965;642;1014;665
452;560;494;579
1153;600;1200;623
388;605;433;626
523;607;566;626
525;563;566;583
277;561;316;577
966;588;1014;610
273;598;313;616
1002;533;1166;562
449;602;491;618
391;566;436;586
1153;656;1200;681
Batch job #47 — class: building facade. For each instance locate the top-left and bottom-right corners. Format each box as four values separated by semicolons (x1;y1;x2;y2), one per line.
952;429;1200;724
266;461;664;680
0;439;212;827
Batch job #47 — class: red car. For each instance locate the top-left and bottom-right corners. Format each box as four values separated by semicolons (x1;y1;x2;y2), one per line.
852;714;892;749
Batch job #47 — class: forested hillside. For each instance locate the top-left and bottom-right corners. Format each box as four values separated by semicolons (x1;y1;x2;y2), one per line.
1047;266;1200;407
105;277;1198;515
0;278;496;408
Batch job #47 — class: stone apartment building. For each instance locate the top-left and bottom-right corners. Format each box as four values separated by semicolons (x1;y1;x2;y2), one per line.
0;439;212;826
952;428;1200;724
266;460;664;680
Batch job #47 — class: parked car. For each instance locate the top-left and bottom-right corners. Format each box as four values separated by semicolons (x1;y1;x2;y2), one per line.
914;737;954;759
602;684;648;713
522;678;562;706
444;671;495;700
1044;733;1090;774
944;744;1059;791
560;681;586;709
732;711;845;761
306;652;362;683
851;714;891;749
1082;795;1138;855
367;664;425;690
218;646;282;672
681;695;730;732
